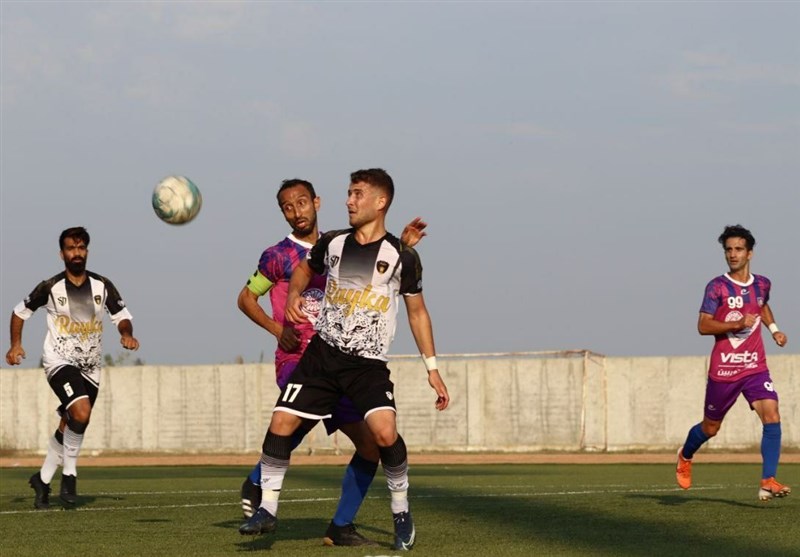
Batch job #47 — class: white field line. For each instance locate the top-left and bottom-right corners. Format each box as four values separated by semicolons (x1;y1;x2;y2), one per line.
0;485;731;516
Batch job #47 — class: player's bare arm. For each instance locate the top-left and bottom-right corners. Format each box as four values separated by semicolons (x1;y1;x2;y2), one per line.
5;313;26;365
285;259;314;324
400;218;427;247
236;286;300;350
760;303;788;348
697;312;757;336
118;319;140;351
404;293;450;411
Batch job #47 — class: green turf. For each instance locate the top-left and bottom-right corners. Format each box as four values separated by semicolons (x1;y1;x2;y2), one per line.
1;463;798;556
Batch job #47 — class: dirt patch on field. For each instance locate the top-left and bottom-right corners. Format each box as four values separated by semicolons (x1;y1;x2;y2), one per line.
2;451;798;468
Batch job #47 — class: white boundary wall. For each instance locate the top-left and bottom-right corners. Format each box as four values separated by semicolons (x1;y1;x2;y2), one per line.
1;353;797;454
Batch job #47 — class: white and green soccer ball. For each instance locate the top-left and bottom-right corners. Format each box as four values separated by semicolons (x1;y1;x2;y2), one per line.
152;175;203;225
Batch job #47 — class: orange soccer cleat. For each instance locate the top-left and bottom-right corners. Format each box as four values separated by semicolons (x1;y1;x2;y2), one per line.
759;477;791;501
676;449;693;490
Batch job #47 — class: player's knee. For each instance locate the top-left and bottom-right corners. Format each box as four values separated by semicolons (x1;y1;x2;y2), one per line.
67;416;89;434
67;406;91;428
761;412;780;424
702;421;721;437
269;411;301;436
371;427;398;448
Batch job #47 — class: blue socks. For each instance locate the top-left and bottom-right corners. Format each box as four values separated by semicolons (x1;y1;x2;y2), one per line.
761;422;781;479
332;452;378;526
681;423;710;460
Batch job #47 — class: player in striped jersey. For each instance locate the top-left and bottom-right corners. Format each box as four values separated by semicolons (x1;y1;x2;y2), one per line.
236;178;427;545
5;227;139;509
239;169;449;551
676;225;790;500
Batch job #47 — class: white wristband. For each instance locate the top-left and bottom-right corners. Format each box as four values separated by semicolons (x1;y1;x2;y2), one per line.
422;355;438;372
768;323;780;335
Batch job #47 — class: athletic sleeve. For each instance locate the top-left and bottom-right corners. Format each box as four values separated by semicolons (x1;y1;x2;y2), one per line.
699;279;721;315
13;279;52;320
759;275;771;305
308;230;340;275
103;278;134;325
399;246;423;296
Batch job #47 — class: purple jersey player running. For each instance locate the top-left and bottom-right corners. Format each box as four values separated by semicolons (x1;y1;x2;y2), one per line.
236;178;426;546
676;224;790;501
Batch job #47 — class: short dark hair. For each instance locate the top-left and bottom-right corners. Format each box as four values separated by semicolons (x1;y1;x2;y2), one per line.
718;224;756;250
350;168;394;210
59;227;90;250
276;179;316;205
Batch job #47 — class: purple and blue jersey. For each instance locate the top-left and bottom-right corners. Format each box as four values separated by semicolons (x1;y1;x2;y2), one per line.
245;234;326;378
699;273;771;382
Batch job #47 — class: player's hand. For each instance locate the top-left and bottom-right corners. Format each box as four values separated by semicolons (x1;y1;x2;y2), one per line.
121;335;139;351
772;331;787;348
400;217;428;248
5;345;25;366
285;294;309;324
278;326;301;352
738;314;758;330
427;369;450;411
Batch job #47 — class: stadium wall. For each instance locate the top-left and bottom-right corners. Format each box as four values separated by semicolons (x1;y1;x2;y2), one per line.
1;353;798;454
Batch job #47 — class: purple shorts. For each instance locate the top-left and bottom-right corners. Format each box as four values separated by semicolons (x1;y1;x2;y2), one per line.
276;360;363;435
704;371;779;421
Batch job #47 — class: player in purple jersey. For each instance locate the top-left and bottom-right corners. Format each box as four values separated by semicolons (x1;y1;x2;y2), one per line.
5;227;140;509
676;224;790;501
239;168;449;551
236;178;427;546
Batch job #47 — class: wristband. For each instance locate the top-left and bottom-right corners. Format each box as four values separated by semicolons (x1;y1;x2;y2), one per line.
422;355;438;372
768;323;780;335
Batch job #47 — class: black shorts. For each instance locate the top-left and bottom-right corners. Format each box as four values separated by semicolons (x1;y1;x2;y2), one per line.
48;365;99;413
274;336;396;420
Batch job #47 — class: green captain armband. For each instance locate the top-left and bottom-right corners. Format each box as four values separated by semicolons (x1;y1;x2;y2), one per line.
245;270;274;296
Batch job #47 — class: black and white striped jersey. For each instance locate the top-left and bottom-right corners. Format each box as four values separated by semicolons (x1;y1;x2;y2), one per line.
308;229;423;361
13;271;133;383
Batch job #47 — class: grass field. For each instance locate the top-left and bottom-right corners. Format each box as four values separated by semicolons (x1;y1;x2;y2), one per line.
1;463;798;556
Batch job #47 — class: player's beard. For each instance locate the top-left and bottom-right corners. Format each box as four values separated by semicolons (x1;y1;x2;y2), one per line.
292;215;317;237
65;258;86;274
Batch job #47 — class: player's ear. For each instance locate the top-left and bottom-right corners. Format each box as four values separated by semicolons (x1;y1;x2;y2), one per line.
313;196;321;212
376;194;387;212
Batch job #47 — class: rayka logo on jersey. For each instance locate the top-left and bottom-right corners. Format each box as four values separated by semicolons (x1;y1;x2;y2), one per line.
58;296;67;306
328;255;340;268
55;315;103;340
720;351;758;364
325;279;390;316
376;260;389;274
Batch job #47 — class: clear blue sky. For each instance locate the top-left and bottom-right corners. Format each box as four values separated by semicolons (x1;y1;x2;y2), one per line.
2;1;798;366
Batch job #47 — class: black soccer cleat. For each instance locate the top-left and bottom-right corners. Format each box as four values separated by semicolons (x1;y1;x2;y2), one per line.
392;510;416;551
239;507;278;535
322;521;379;546
29;472;51;510
60;474;77;505
240;478;262;519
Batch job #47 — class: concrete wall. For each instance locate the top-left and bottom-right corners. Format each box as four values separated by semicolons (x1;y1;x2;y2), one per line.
1;353;797;454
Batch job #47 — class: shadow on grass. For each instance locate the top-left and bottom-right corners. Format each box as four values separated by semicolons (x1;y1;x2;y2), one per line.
412;484;798;557
626;492;766;509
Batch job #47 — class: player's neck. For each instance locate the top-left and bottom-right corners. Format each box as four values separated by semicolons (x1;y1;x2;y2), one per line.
65;270;87;287
353;220;386;245
293;225;319;245
727;266;751;283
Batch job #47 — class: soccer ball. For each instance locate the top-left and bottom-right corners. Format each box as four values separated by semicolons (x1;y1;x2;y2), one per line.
152;175;203;225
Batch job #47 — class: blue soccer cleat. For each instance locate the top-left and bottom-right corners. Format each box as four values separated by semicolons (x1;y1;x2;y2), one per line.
392;510;416;550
